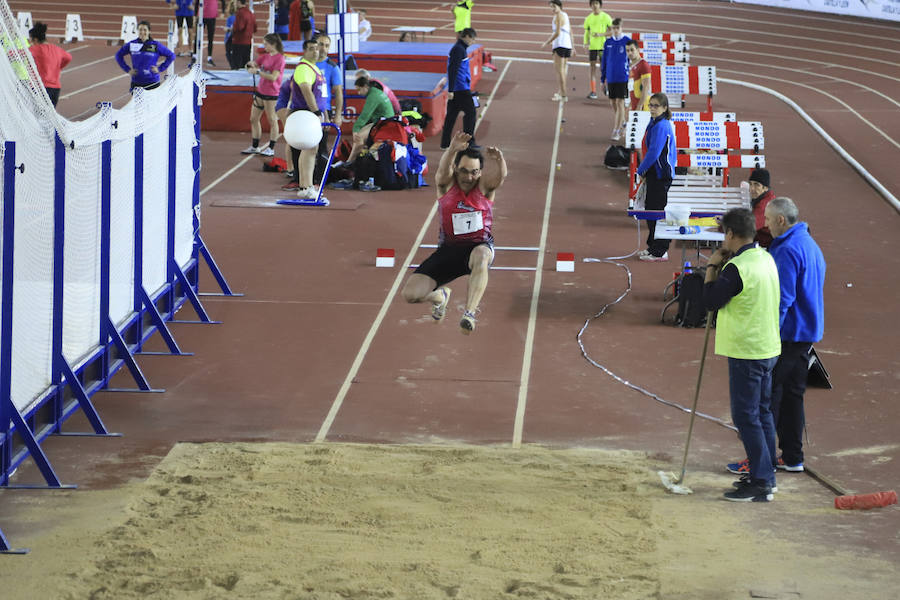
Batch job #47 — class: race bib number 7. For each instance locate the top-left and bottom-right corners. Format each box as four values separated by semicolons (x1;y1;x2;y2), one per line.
452;210;483;235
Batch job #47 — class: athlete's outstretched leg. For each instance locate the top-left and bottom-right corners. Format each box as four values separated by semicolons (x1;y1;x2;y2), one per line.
460;244;492;334
403;273;451;321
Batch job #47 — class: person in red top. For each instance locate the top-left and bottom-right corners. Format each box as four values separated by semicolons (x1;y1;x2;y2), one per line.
231;0;258;69
401;131;507;334
28;22;72;107
747;168;775;248
626;39;651;112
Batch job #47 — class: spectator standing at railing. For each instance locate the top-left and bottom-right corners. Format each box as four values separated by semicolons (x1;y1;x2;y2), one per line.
116;21;176;92
635;92;676;262
231;0;257;69
626;39;651;111
27;22;71;107
704;208;781;503
600;18;630;140
582;0;611;100
542;0;574;102
747;168;775;248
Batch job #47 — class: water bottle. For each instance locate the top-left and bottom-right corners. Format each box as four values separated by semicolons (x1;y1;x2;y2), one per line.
679;225;701;234
366;177;374;188
684;261;692;275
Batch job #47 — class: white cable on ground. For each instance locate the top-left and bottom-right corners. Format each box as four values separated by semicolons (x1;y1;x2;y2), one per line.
578;257;738;432
719;77;900;214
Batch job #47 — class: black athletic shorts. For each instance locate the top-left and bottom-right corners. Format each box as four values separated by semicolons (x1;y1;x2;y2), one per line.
254;92;279;101
552;47;572;58
607;81;628;99
589;49;602;62
176;15;194;29
414;242;494;288
300;18;312;32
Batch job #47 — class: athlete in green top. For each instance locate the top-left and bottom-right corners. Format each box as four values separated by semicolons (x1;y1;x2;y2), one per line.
583;0;612;99
453;0;473;33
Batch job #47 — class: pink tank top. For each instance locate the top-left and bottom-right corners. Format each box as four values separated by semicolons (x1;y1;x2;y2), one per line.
438;183;494;245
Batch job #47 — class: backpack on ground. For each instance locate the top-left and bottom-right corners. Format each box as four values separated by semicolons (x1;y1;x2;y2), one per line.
604;145;630;170
675;271;708;328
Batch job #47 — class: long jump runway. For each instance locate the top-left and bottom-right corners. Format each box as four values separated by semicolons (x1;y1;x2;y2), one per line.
2;0;900;595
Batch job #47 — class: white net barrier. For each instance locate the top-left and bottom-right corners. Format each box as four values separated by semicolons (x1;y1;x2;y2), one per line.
0;0;202;414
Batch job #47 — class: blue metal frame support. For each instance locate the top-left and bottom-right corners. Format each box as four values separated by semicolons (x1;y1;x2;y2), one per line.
169;260;220;324
99;140;112;376
102;315;165;393
166;107;177;286
133;134;144;315
135;287;192;355
195;234;242;298
1;142;17;488
51;136;65;397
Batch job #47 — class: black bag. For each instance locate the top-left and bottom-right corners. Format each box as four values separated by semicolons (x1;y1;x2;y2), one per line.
399;98;422;113
604;145;630;170
675;271;707;328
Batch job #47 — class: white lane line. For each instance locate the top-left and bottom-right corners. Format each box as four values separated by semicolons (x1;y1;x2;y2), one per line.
59;73;129;99
200;155;256;196
719;77;900;212
511;100;564;449
314;59;513;444
66;55;115;72
718;68;900;151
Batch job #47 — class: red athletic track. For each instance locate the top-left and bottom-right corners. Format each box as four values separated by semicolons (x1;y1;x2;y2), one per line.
3;0;900;572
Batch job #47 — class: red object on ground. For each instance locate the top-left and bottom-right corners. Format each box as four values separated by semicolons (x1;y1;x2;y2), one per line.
834;490;898;510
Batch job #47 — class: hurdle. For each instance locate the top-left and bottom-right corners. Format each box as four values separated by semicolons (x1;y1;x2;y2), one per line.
649;65;717;111
624;111;764;217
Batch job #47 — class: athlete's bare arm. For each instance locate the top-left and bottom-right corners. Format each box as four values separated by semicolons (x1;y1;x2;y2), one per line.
479;147;507;199
435;131;471;196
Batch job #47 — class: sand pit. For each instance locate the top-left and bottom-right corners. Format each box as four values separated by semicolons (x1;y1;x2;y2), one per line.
2;442;899;599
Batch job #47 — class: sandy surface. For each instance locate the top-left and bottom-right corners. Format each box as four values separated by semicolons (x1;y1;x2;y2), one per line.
1;443;898;599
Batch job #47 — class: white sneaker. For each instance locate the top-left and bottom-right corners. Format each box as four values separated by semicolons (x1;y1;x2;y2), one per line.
259;147;275;157
551;92;563;101
639;251;669;262
611;128;621;141
297;186;319;200
637;249;651;258
241;145;260;155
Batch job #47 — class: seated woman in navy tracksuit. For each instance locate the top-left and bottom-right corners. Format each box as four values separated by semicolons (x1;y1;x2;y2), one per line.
115;21;176;92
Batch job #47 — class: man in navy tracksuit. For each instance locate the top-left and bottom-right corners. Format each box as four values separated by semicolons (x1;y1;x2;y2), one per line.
764;197;826;473
441;28;478;150
600;18;631;140
115;21;176;91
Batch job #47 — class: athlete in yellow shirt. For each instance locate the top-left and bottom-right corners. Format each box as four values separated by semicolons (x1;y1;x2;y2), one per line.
583;0;612;99
453;0;473;33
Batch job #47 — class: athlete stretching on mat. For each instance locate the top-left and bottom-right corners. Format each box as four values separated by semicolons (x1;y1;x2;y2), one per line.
401;132;507;334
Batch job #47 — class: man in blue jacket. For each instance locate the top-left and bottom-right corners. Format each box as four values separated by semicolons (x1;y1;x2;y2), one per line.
441;28;478;150
726;197;826;477
765;197;825;472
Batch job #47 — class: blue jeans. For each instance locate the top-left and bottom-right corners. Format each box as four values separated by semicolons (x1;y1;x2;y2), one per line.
728;356;778;486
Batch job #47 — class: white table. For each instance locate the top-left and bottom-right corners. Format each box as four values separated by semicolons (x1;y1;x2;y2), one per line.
392;26;437;42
